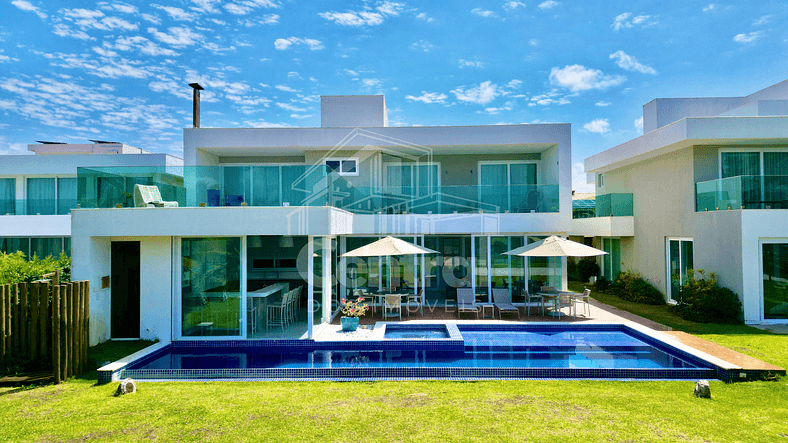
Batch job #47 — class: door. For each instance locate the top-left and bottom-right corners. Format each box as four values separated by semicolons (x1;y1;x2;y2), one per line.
111;241;140;339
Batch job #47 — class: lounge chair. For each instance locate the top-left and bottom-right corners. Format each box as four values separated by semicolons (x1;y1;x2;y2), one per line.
456;288;479;319
134;184;179;208
492;288;520;319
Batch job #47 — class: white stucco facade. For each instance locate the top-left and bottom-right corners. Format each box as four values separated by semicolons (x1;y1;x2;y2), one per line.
582;79;788;325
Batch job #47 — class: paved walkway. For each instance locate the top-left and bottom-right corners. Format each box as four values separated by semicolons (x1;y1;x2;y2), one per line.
751;324;788;334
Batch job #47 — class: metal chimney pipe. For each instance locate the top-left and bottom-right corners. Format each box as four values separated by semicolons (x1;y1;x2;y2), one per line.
188;83;204;128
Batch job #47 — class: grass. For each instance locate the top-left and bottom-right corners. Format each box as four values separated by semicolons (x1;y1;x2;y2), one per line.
2;295;788;442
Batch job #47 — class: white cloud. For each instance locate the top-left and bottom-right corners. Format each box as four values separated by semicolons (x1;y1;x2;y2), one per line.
411;40;434;52
549;64;626;93
405;92;447;104
753;15;772;26
528;90;570;106
53;24;92;40
291;114;312;119
459;59;486;68
529;38;539;46
596;101;611;107
483;105;512;115
141;13;161;24
572;162;594;193
583;118;611;134
11;0;47;19
634;116;643;133
319;2;404;26
152;5;197;21
224;0;279;15
148;27;203;46
274;37;324;51
112;35;178;56
415;12;434;22
471;8;498;18
609;51;657;74
61;8;138;31
191;0;222;14
612;12;657;30
287;71;300;78
538;1;561;9
275;84;299;92
506;79;522;89
110;3;138;14
733;31;763;43
703;4;716;12
451;81;500;105
276;102;306;112
242;119;291;128
503;2;526;11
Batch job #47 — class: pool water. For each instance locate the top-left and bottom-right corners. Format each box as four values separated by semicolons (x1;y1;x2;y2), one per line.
127;327;706;373
384;326;450;339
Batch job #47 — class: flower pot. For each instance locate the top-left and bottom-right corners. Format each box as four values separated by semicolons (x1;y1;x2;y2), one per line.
341;316;360;332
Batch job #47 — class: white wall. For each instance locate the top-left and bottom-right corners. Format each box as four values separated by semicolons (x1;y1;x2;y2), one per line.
71;235;111;345
0;215;71;236
741;211;788;324
136;237;173;342
0;153;178;175
320;95;387;128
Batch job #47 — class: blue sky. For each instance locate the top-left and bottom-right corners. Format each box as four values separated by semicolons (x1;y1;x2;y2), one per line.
1;0;787;191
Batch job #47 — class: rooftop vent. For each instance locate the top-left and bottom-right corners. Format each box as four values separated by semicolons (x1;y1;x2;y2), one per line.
189;83;204;128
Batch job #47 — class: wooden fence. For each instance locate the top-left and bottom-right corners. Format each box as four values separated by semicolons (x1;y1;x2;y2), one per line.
0;280;90;384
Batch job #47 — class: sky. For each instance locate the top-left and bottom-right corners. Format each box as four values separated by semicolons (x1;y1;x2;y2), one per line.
1;0;787;192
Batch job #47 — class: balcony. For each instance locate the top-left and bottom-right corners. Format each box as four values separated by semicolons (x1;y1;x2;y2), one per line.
571;193;634;237
0;199;78;216
571;193;633;219
76;166;560;215
696;175;788;211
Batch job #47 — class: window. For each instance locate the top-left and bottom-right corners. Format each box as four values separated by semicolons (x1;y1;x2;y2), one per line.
325;158;358;176
479;161;538;213
762;241;788;320
0;178;15;215
666;238;693;302
602;238;620;280
26;176;78;215
596;173;604;188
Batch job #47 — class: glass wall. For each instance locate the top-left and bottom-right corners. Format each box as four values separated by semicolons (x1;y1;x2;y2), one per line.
423;236;472;305
0;178;14;215
763;243;788;320
474;236;489;302
491;236;526;303
526;236;562;293
181;237;241;337
0;237;70;259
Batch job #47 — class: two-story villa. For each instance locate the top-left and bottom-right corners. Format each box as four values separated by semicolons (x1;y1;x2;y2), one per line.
579;79;788;325
71;93;572;344
0;142;181;259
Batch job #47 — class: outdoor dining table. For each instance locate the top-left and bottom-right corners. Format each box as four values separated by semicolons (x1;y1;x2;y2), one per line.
537;291;579;318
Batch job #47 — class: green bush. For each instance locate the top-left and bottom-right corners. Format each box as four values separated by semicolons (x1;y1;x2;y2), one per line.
0;252;71;285
595;275;612;292
611;270;665;305
577;257;600;283
567;257;579;281
672;269;742;324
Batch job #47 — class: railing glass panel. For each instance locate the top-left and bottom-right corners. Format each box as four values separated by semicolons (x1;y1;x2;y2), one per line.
696;175;788;211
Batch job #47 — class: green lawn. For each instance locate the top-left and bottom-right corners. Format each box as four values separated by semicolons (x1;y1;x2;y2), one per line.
1;293;787;442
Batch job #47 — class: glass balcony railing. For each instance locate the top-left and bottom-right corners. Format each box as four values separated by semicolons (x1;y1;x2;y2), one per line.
571;193;633;219
0;199;79;215
696;175;788;211
76;166;561;214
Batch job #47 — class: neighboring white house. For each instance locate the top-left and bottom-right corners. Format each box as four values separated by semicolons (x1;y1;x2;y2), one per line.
577;79;788;325
0;141;181;259
71;94;573;345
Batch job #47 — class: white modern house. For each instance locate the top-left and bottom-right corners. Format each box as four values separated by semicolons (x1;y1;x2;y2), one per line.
71;93;573;345
577;79;788;325
0;142;181;259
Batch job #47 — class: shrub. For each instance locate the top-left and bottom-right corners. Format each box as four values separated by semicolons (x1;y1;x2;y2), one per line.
567;257;579;281
673;269;742;324
577;257;600;283
0;252;71;285
595;275;612;292
612;270;665;305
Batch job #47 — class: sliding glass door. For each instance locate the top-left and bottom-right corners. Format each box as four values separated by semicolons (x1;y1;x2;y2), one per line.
762;242;788;320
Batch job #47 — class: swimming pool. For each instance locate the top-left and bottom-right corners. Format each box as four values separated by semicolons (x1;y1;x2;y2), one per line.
107;324;727;382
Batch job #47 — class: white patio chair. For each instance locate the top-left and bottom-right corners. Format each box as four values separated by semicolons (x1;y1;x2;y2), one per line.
575;288;591;317
134;184;179;208
523;289;545;317
383;294;402;320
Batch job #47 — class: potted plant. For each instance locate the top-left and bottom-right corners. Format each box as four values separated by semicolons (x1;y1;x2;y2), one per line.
340;297;369;331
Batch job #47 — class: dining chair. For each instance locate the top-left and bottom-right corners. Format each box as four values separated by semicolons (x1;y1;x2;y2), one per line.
575;288;591;317
523;288;545;317
267;290;291;332
383;294;402;320
556;293;575;318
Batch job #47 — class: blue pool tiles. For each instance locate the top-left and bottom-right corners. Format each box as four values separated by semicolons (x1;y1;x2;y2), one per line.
107;323;731;382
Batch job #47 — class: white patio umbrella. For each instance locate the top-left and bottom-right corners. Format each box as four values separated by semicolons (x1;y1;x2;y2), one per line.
503;235;607;257
341;236;437;257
